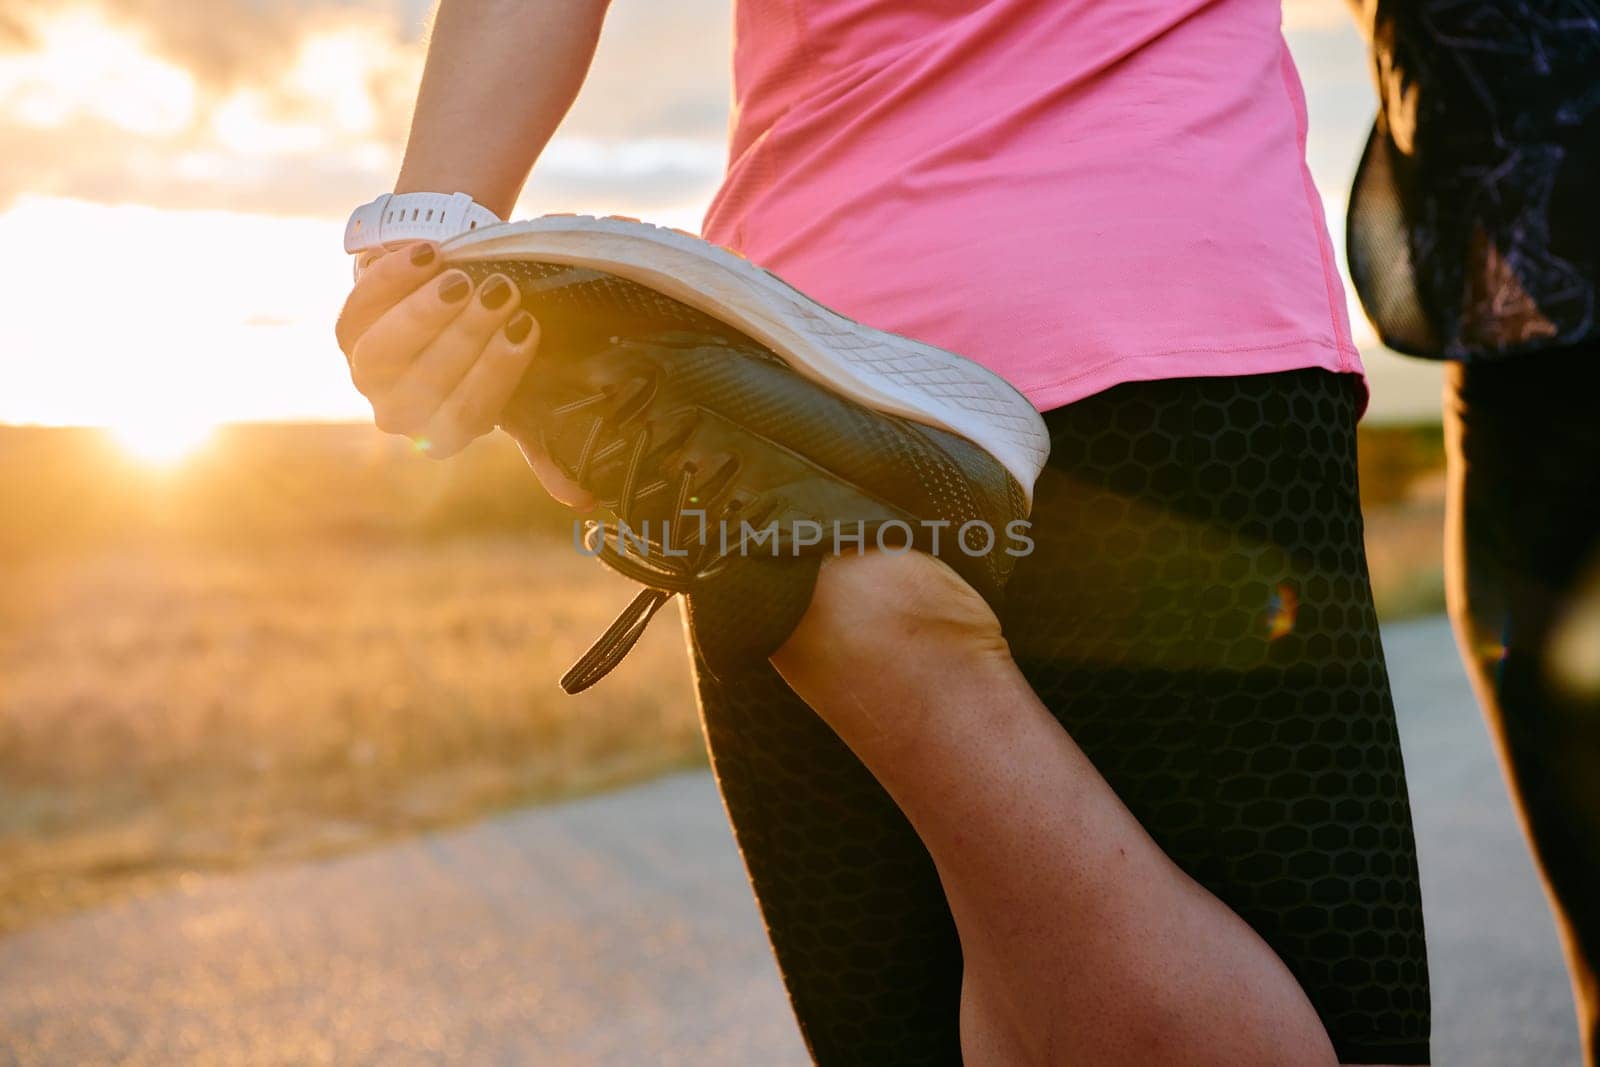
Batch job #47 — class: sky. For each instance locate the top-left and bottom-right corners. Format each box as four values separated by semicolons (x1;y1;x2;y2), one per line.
0;0;1445;453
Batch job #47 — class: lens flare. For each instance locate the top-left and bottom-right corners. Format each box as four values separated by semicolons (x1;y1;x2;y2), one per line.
1548;574;1600;699
1265;583;1298;641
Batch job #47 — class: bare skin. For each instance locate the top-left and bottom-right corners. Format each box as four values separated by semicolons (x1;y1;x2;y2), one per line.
334;2;1421;1062
773;551;1338;1066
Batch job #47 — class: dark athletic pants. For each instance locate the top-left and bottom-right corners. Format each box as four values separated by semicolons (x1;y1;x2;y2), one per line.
1445;343;1600;1066
689;368;1432;1065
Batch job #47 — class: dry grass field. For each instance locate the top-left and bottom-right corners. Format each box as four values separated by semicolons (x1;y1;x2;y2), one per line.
0;425;703;933
0;420;1446;934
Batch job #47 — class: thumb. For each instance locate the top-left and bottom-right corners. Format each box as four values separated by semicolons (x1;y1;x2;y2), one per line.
515;437;597;511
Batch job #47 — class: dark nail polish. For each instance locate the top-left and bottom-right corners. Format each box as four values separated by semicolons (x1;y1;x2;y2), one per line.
479;275;512;310
409;243;436;266
504;312;535;345
438;273;470;303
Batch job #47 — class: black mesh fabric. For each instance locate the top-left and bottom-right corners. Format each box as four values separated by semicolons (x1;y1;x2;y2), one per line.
690;369;1431;1065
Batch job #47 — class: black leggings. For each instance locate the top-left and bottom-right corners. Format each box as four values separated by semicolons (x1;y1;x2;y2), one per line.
1446;344;1600;1065
689;368;1431;1065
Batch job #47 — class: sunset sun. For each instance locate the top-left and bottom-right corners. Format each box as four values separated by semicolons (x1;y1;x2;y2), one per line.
106;414;217;465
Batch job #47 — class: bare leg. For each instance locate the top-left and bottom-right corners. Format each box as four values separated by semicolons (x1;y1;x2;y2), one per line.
773;550;1339;1067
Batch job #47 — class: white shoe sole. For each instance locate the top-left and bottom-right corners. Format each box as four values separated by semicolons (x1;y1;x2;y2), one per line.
439;215;1051;506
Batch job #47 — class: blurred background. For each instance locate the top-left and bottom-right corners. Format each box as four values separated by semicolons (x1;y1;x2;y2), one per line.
1;2;1566;1065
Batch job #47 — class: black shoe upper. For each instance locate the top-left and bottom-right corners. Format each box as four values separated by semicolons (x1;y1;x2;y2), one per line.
496;326;1029;691
450;257;1031;692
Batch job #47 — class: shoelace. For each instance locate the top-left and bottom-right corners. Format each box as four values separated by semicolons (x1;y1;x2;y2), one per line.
549;383;777;694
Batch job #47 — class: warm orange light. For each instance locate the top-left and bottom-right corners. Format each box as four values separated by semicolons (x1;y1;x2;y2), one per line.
0;12;197;135
105;415;216;466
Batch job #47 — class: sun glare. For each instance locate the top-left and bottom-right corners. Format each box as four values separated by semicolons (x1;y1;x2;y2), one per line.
107;416;217;466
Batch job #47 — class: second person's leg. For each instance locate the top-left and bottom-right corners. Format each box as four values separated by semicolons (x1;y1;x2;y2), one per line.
1445;349;1600;1066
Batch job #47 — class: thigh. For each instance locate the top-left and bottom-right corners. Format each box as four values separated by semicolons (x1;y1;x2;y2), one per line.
689;649;964;1066
687;368;1432;1065
1005;370;1431;1065
1446;347;1600;677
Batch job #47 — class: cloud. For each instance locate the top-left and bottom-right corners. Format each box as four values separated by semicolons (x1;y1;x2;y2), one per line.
0;0;733;219
0;10;35;51
0;3;416;210
564;0;733;140
7;0;419;89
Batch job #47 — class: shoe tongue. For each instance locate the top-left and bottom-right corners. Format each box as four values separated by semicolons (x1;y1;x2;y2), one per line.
685;553;822;681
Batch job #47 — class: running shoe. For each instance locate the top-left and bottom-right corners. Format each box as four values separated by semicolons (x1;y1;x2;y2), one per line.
350;207;1050;691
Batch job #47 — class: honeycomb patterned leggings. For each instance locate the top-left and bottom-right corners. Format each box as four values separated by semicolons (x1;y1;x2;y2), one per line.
688;368;1431;1065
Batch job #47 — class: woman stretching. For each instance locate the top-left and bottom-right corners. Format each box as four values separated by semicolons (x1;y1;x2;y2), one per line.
334;1;1431;1063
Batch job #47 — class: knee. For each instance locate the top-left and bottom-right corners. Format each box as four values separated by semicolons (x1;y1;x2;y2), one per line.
769;549;1020;751
775;549;1008;675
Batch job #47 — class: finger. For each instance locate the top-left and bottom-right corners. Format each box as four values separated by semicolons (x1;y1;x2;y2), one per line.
415;309;542;460
353;246;389;277
522;437;597;511
386;273;521;423
448;313;592;508
334;241;443;356
350;269;474;405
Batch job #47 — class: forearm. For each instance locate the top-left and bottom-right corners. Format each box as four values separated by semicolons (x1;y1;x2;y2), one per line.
394;0;611;217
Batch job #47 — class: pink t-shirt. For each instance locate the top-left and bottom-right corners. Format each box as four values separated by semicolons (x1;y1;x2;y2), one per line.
702;0;1362;412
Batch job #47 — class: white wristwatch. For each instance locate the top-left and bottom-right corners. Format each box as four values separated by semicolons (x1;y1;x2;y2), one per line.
343;191;503;256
